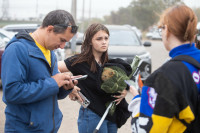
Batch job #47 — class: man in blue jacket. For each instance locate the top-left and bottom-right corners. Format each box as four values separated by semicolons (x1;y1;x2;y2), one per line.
1;10;80;132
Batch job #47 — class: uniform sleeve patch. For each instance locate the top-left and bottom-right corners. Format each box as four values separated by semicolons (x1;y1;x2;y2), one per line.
192;71;200;84
147;87;157;109
140;86;158;117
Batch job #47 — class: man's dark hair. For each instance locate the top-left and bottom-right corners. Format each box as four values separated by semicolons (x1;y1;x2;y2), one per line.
42;10;76;33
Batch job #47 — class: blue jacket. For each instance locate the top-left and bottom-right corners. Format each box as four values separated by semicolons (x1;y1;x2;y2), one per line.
1;31;71;132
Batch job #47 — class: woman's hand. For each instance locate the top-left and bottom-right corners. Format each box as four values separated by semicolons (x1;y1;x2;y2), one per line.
113;89;128;105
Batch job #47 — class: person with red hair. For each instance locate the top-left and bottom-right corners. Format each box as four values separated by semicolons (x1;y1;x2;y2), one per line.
128;4;200;133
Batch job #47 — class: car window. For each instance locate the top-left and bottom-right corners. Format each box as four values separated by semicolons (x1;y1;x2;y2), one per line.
109;29;140;46
0;30;15;39
0;38;7;48
0;33;8;40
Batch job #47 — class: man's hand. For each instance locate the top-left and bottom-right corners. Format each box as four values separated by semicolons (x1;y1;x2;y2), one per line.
52;73;78;90
69;86;83;103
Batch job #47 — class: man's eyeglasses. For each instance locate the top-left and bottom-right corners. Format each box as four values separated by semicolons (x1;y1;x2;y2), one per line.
158;26;165;36
54;24;79;34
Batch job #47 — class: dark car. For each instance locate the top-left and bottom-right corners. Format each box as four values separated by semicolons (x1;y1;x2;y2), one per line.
106;25;152;81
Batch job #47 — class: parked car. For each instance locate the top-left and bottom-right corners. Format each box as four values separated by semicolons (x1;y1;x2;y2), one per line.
65;32;84;49
197;22;200;30
0;29;15;43
196;22;200;49
76;32;84;45
2;24;67;61
106;25;152;81
151;30;162;40
0;29;15;86
54;48;66;61
0;37;8;88
145;26;162;40
2;24;40;33
145;31;153;39
132;26;142;39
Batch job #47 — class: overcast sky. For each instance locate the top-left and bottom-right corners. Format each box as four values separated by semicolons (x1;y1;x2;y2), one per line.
0;0;131;20
0;0;200;21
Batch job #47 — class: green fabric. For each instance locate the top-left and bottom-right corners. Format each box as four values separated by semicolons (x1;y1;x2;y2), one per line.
101;56;141;116
101;66;129;94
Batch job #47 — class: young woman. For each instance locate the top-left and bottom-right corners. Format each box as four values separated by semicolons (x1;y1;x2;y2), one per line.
58;23;131;133
128;4;200;133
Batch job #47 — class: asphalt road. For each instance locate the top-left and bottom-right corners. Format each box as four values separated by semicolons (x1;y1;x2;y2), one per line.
0;39;169;133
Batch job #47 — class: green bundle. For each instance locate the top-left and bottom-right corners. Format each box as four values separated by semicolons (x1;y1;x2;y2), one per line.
101;66;129;93
101;56;141;115
101;55;141;94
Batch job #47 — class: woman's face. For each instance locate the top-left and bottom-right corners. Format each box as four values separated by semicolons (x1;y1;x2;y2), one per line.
91;30;109;54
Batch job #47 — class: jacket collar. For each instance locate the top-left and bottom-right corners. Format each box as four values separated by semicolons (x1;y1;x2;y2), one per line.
7;30;57;68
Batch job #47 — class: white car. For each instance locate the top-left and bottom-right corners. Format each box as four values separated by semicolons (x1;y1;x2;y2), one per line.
145;27;162;40
197;22;200;30
54;48;66;61
2;24;66;61
2;24;40;33
151;30;162;40
0;29;15;44
132;26;142;39
145;31;153;39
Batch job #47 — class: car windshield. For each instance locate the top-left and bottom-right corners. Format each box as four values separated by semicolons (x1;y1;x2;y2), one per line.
109;29;140;46
0;29;15;39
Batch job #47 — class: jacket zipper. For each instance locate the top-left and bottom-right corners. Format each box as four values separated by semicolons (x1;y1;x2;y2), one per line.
51;96;55;133
51;58;56;133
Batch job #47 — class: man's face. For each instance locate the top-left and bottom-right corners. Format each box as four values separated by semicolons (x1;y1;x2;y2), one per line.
45;26;74;50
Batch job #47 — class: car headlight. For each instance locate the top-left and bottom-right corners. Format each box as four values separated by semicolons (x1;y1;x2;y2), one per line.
138;52;151;60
